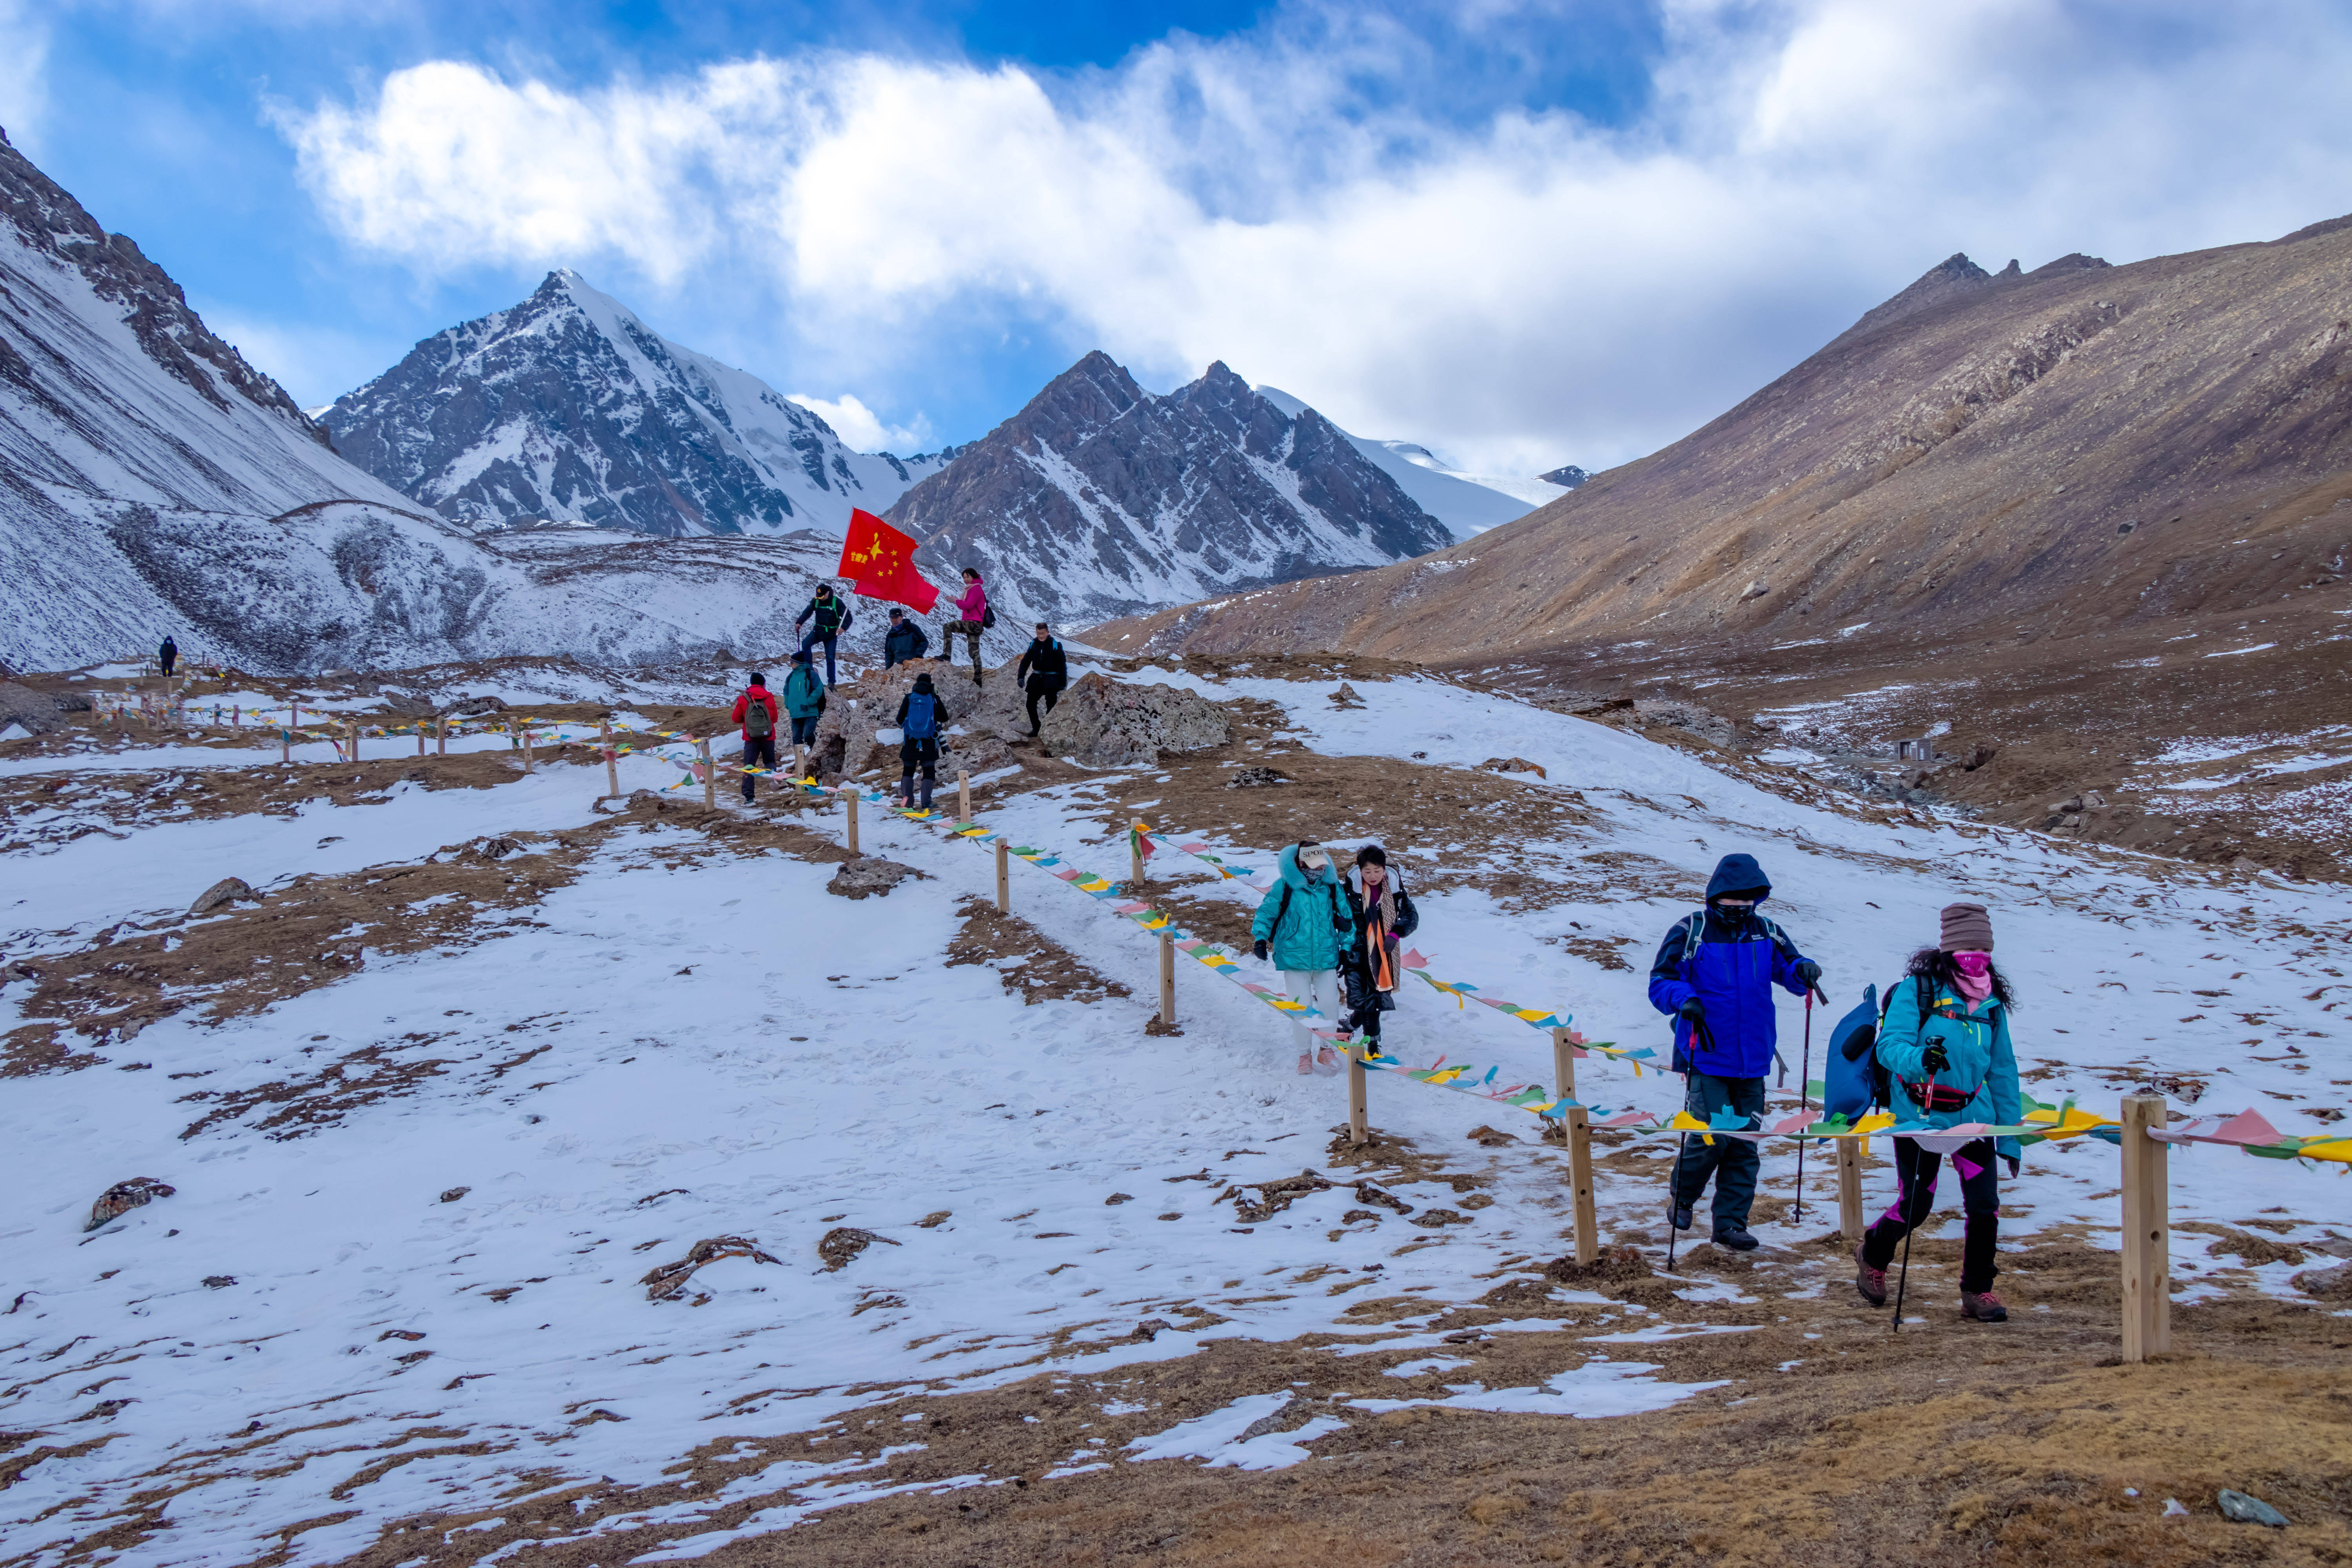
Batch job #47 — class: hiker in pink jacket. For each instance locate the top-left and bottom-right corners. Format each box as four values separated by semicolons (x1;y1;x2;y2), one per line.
941;567;990;684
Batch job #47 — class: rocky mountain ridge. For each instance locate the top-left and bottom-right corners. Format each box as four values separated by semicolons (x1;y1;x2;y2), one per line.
1092;217;2352;662
885;352;1455;630
326;271;954;537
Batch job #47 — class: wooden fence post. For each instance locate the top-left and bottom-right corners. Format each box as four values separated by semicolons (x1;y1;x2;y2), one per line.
1550;1024;1577;1105
1158;933;1176;1026
1567;1105;1598;1265
1130;824;1144;890
700;739;717;810
436;717;446;757
845;790;860;857
1836;1138;1864;1240
279;726;290;765
521;722;534;773
2121;1091;2172;1363
416;722;425;757
995;838;1010;913
958;769;971;825
347;720;359;762
601;719;619;799
1347;1043;1369;1147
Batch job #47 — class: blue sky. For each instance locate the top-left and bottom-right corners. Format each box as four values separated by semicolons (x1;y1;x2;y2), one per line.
8;2;2352;471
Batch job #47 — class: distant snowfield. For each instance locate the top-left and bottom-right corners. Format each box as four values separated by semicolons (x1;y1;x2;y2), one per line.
2;670;2346;1564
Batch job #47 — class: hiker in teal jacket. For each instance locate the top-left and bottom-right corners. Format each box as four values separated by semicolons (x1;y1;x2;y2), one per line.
1251;842;1355;1078
780;653;826;777
1855;901;2022;1324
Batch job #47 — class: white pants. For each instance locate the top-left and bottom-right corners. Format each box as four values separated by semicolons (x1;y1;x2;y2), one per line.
1281;969;1340;1054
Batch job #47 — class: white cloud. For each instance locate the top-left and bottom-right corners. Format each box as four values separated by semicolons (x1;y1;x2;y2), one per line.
786;390;931;454
0;0;51;151
274;0;2352;474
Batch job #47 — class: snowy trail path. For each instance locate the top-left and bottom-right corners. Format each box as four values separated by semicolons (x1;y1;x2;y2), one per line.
2;668;2345;1565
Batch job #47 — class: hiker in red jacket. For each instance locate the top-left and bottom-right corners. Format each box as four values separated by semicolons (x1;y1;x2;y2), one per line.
728;673;781;804
940;567;989;684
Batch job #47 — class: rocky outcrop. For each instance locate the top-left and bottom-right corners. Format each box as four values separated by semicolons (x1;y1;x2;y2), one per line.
807;660;985;781
885;352;1453;629
1038;672;1230;767
325;270;957;536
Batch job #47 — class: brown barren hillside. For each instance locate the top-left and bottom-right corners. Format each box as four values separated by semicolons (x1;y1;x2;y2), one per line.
1093;217;2352;661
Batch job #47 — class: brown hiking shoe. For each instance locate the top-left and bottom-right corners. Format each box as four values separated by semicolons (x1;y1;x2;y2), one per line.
1961;1289;2008;1322
1853;1240;1888;1307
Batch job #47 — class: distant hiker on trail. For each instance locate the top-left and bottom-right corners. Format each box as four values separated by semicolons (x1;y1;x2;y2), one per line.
782;652;826;779
895;671;942;810
940;568;989;684
1338;845;1419;1051
1251;841;1356;1077
1647;852;1825;1252
158;636;176;678
1016;622;1067;736
729;673;780;805
882;608;929;669
795;583;854;685
1853;902;2022;1323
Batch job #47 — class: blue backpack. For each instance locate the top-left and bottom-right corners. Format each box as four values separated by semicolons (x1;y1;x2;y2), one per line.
903;692;937;741
1823;985;1884;1122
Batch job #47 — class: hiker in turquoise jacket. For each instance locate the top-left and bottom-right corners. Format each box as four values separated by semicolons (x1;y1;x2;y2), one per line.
780;653;826;777
1251;842;1355;1078
1855;901;2023;1324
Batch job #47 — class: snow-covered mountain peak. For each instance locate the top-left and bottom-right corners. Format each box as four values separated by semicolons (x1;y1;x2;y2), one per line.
884;352;1455;632
325;272;954;538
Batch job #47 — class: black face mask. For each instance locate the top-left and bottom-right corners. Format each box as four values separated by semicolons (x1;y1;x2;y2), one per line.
1712;900;1759;931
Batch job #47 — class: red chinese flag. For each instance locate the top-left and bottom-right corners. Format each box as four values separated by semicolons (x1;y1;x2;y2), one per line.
837;508;940;614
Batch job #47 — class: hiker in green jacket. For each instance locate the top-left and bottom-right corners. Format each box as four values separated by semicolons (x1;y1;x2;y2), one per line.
1251;841;1355;1078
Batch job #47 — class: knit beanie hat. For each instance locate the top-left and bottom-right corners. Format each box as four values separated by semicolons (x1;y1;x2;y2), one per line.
1940;901;1995;952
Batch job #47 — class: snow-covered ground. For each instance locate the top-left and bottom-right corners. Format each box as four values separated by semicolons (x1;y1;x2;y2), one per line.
2;669;2346;1564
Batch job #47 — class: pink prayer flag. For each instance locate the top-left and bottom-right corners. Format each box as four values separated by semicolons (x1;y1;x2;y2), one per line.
1768;1113;1810;1135
1399;948;1430;970
2209;1108;2285;1145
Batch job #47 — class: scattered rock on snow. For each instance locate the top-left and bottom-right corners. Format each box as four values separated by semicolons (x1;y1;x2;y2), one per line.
1225;765;1292;788
915;1210;952;1229
202;1276;235;1289
188;877;256;916
818;1227;902;1272
1408;1207;1471;1229
1328;683;1365;710
827;858;924;899
1104;1192;1134;1205
1464;1124;1519;1147
84;1176;175;1232
2290;1259;2352;1299
1481;756;1548;780
439;1186;471;1203
1352;1181;1413;1216
641;1236;781;1301
1039;673;1230;767
2216;1489;2288;1527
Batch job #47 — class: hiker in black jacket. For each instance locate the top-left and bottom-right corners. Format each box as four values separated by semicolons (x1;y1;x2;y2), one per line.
158;635;177;678
795;584;854;685
882;608;929;668
1015;623;1068;737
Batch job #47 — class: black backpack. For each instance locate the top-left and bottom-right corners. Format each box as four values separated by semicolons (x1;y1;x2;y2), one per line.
981;604;996;630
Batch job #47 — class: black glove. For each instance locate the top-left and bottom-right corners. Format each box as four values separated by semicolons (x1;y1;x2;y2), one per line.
1252;939;1269;962
1794;959;1823;989
1920;1043;1951;1074
1677;996;1705;1024
2002;1154;2020;1181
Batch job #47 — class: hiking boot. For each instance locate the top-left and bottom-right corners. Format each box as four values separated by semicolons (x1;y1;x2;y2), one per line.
1315;1045;1341;1076
1296;1052;1314;1075
1853;1241;1888;1307
1667;1202;1694;1232
1712;1225;1760;1252
1961;1289;2008;1323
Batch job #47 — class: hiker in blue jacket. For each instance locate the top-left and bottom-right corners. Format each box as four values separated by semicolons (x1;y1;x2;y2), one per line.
1647;853;1824;1251
893;672;942;810
1854;901;2022;1322
1251;841;1356;1078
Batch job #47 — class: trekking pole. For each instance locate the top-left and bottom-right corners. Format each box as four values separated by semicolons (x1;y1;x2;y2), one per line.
1889;1062;1931;1332
1665;1014;1717;1274
1793;989;1815;1228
